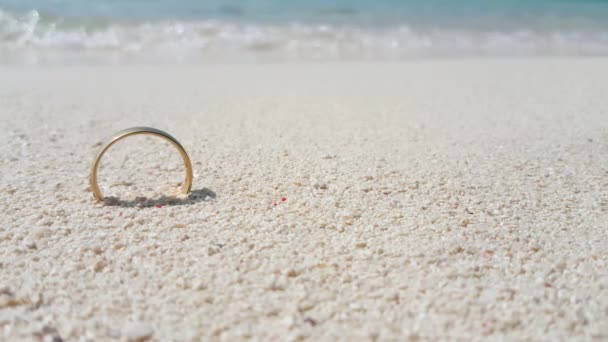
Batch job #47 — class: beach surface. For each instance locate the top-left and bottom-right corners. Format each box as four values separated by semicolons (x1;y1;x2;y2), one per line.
1;60;607;340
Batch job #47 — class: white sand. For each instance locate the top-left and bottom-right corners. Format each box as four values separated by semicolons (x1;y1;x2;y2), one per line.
1;60;607;341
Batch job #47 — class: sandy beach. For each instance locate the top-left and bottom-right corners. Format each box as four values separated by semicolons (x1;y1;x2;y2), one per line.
1;60;607;340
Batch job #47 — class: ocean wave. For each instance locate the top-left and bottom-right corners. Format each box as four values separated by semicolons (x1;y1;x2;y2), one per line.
2;8;608;63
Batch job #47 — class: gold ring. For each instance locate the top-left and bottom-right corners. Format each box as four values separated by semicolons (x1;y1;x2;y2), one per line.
89;126;193;202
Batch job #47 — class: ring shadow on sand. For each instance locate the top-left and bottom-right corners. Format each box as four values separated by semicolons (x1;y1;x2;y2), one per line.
102;188;216;208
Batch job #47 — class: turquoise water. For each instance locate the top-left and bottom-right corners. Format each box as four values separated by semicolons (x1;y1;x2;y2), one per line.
2;0;608;62
2;0;608;28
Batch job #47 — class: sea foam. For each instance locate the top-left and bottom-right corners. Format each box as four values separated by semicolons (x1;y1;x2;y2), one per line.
2;8;608;64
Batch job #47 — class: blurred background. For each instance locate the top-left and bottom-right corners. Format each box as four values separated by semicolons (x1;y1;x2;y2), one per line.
2;0;608;63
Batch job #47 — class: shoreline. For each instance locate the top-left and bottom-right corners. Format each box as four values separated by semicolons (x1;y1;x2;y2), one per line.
3;55;608;67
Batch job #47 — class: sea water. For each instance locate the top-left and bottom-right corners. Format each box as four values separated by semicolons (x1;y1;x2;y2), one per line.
1;0;608;63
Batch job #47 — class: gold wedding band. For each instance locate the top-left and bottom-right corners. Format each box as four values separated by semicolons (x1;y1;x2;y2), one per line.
89;127;193;202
